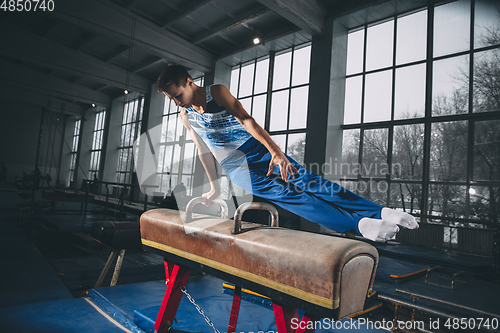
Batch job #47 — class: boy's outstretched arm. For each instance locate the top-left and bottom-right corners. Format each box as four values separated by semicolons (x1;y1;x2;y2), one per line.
179;109;220;202
211;84;298;182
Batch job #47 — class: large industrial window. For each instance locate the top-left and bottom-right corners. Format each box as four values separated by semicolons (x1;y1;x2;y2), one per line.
342;0;500;233
68;118;81;186
158;77;203;196
89;109;106;179
231;44;311;166
226;44;311;199
117;97;144;184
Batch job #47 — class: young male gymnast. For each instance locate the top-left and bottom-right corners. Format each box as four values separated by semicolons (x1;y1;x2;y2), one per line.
157;65;419;242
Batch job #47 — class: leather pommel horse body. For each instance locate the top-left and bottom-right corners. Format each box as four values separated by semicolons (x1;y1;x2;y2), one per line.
140;199;379;333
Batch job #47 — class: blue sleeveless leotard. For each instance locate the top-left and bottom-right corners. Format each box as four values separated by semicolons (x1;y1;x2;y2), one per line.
185;85;252;163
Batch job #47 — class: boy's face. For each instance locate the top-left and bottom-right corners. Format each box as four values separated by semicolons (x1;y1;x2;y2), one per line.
164;78;194;108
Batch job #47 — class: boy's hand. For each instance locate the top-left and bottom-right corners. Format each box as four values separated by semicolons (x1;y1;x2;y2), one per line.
267;152;299;182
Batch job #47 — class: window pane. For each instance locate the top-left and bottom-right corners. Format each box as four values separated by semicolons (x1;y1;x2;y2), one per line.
131;100;138;123
270;90;289;131
289;86;308;130
347;29;365;75
163;146;173;173
395;64;426;119
392;124;425;180
475;0;500;49
366;20;394;71
362;128;388;178
157;146;165;173
230;68;240;97
428;185;467;218
239;97;252;115
469;186;500;221
171;146;181;173
473;49;499;113
273;51;292;90
396;10;427;65
163;98;170;115
239;63;255;97
433;0;471;57
343;180;388;205
341;129;360;178
430;121;468;182
364;70;392;122
343;76;362;124
286;133;306;165
271;134;286;152
432;55;469;116
160;119;168;143
167;115;176;142
122;104;129;123
252;94;267;128
254;58;269;94
474;120;500;181
363;180;388;206
174;114;182;141
292;45;311;86
389;183;422;214
183;143;195;174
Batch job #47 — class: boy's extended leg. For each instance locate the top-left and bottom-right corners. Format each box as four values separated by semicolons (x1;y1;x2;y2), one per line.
222;139;418;241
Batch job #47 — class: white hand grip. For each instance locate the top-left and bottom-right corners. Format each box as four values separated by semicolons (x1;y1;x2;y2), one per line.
233;202;279;235
185;196;229;222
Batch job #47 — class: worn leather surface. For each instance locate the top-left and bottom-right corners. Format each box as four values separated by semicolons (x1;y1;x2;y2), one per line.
140;208;378;315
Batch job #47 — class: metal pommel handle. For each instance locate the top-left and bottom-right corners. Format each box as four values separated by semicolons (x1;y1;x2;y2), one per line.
184;196;229;222
233;202;279;235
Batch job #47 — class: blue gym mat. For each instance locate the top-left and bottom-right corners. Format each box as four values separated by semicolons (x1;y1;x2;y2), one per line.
0;297;140;333
0;218;72;308
87;274;387;333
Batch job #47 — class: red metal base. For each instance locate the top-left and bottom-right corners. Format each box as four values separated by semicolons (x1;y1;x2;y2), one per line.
227;286;242;333
273;303;317;333
154;260;191;333
154;260;316;333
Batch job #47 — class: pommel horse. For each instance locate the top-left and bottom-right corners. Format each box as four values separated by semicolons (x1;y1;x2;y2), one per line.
140;197;379;333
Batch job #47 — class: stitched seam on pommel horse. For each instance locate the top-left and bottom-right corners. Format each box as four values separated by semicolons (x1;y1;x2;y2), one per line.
142;238;340;310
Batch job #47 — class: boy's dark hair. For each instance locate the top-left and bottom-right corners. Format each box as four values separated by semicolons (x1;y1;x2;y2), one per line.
157;64;192;93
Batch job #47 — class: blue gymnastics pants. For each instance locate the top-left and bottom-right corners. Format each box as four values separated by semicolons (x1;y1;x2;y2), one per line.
220;137;383;234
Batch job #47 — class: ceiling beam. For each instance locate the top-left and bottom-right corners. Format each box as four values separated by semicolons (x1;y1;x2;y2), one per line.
47;0;214;73
0;59;112;107
192;7;269;45
216;26;302;62
77;34;100;51
132;58;164;73
105;45;130;63
0;23;150;94
161;0;213;28
256;0;325;36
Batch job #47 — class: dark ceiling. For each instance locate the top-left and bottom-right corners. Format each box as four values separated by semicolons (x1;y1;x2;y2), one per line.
0;0;431;116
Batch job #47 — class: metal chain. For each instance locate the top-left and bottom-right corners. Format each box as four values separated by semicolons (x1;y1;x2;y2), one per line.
180;286;221;333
